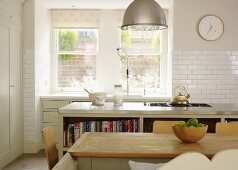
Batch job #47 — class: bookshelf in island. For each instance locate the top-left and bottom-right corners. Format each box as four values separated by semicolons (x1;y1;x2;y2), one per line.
56;101;238;157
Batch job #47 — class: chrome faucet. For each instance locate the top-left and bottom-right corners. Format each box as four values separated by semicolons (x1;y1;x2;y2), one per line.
116;48;129;96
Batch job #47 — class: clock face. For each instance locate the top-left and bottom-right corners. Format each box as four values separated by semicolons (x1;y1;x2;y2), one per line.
198;15;224;41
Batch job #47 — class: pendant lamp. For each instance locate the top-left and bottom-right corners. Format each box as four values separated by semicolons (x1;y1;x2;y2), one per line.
121;0;168;31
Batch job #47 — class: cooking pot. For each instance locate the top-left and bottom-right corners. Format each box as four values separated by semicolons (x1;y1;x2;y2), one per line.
172;92;190;105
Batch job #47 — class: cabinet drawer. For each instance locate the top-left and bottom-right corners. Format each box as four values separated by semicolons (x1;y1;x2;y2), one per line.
42;100;69;109
43;112;59;123
42;123;59;142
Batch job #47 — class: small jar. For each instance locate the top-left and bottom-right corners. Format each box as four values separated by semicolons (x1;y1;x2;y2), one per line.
113;84;123;106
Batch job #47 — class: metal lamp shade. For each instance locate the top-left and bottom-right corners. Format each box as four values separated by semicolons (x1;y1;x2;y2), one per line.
121;0;168;31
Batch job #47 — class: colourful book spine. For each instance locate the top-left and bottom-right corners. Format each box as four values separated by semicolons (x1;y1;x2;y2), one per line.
113;121;116;132
107;121;111;132
68;124;74;147
133;119;136;132
128;119;132;132
74;122;80;142
80;122;83;137
121;119;125;132
90;121;94;132
125;120;128;132
63;126;67;147
96;121;100;132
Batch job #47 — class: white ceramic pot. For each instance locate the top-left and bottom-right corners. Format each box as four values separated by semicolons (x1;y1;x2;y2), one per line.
89;92;107;105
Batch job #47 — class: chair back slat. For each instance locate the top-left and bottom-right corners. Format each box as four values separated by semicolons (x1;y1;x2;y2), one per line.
215;122;238;134
42;127;59;170
153;121;185;134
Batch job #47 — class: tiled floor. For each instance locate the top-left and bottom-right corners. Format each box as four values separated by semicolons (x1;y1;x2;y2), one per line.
2;150;48;170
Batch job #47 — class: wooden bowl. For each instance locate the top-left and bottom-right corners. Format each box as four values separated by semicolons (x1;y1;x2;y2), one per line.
172;125;208;143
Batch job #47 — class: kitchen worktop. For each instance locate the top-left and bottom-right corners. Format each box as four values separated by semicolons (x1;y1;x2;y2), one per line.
58;102;238;115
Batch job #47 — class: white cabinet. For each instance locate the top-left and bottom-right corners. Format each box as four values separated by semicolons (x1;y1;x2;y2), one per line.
41;100;70;146
0;2;22;169
0;25;10;157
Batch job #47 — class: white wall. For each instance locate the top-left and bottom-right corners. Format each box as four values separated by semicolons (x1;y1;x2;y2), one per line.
173;0;238;51
35;0;51;150
23;0;38;153
172;0;238;106
23;0;51;153
97;10;121;92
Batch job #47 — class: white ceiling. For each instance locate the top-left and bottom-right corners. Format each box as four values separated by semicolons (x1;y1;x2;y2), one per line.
41;0;172;9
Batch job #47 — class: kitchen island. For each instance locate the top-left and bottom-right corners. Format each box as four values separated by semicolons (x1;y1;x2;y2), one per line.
57;102;238;157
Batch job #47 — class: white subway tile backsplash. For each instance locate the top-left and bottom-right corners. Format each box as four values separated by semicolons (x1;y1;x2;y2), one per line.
232;60;238;65
173;60;183;64
173;69;192;74
231;51;238;55
192;70;211;75
173;50;238;104
173;65;188;70
188;65;206;70
182;51;201;55
172;51;183;55
229;56;236;60
206;94;226;99
206;75;217;80
172;80;192;84
193;60;211;65
182;60;194;64
192;80;202;84
212;70;231;75
173;75;188;80
220;51;232;55
188;75;207;80
178;55;197;60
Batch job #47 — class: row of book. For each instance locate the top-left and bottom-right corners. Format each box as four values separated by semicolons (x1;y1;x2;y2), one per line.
63;119;140;147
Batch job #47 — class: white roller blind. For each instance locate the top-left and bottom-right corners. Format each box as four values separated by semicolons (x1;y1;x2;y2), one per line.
52;9;100;28
116;10;125;27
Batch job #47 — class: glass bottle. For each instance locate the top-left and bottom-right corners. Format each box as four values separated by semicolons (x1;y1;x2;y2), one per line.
113;84;123;106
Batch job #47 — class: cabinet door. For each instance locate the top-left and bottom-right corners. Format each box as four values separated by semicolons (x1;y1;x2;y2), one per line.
10;28;22;149
0;25;10;155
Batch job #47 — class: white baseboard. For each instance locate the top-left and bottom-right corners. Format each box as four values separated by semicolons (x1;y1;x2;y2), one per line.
24;139;42;153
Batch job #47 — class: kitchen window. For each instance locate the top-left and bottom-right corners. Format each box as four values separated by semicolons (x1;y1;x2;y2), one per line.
119;29;168;96
53;29;98;92
52;10;170;96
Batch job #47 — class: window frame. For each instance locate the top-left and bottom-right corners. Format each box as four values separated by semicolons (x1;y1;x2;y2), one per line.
118;29;169;96
52;28;99;93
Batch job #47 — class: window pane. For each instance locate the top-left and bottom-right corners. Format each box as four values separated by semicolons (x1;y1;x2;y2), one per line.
58;29;98;52
57;54;96;89
121;30;160;53
120;55;160;92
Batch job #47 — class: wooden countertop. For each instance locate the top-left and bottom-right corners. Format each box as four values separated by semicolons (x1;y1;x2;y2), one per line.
68;132;238;159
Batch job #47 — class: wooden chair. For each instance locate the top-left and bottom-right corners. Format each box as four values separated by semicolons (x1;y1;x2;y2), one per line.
52;152;76;170
42;127;59;170
153;121;185;134
157;152;211;170
215;122;238;134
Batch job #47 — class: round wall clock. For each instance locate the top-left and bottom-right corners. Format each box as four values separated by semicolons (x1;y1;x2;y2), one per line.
198;15;224;41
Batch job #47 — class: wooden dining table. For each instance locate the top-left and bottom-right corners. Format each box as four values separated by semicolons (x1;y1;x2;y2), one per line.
68;132;238;170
